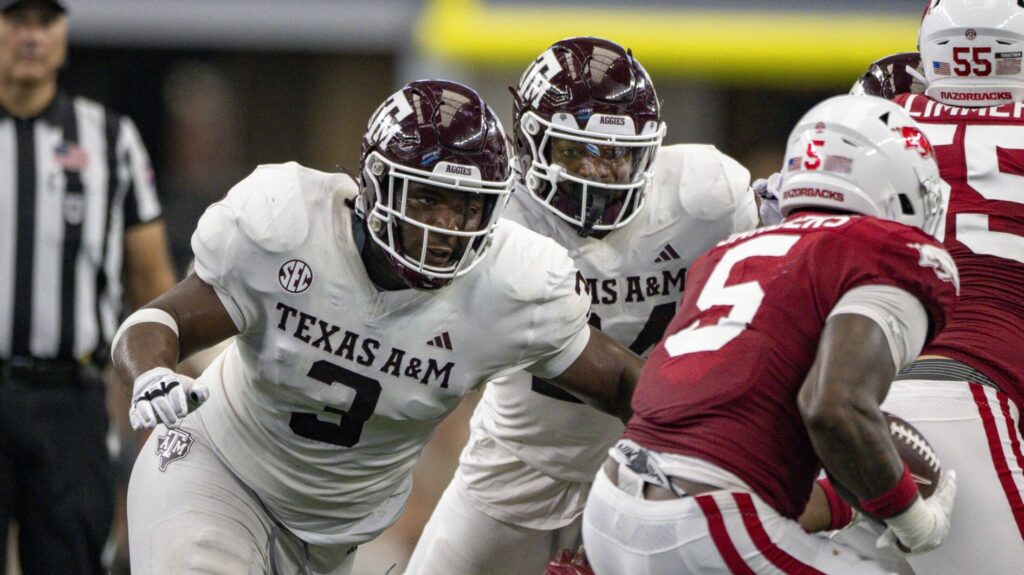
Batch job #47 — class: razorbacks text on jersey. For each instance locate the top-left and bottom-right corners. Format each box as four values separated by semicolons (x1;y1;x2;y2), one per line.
188;162;591;545
626;213;958;519
895;94;1024;409
461;145;756;525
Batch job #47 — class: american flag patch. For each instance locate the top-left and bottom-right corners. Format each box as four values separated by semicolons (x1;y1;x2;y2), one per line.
54;143;89;172
997;52;1022;75
786;156;802;171
933;61;951;76
824;155;853;174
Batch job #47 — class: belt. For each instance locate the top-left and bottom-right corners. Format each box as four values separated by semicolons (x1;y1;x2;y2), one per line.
602;457;719;501
0;356;101;389
896;358;1000;391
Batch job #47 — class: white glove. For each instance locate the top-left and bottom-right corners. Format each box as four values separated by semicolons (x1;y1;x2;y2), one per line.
751;172;783;226
877;470;957;555
129;367;209;430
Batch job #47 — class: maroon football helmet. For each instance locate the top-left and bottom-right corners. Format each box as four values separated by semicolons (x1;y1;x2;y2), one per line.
357;80;514;290
850;52;927;100
511;37;665;237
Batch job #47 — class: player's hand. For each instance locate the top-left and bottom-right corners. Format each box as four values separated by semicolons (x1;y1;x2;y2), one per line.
877;470;957;555
129;367;209;430
752;172;783;226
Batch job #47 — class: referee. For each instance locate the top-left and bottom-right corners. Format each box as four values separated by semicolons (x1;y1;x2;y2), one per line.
0;0;176;572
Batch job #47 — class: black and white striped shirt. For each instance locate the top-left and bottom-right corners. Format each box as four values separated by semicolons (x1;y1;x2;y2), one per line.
0;91;161;363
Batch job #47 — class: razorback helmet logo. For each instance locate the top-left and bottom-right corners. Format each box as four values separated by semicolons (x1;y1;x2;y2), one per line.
895;126;934;159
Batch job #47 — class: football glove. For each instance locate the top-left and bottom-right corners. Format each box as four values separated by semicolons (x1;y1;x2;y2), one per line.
752;172;783;226
129;366;209;430
877;470;957;556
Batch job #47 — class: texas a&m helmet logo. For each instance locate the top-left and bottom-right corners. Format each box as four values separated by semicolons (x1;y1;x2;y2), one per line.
518;48;563;108
366;93;414;147
894;126;934;159
279;259;313;293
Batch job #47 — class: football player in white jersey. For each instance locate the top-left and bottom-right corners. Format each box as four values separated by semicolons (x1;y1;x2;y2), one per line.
110;80;643;575
406;37;758;575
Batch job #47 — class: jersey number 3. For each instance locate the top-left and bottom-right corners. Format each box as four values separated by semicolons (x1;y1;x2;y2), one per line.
663;235;800;357
289;360;382;447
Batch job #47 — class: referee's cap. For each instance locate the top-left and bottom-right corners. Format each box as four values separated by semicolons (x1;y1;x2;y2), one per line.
1;0;66;14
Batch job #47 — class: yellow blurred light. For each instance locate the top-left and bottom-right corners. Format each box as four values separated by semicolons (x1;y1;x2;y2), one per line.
417;0;920;88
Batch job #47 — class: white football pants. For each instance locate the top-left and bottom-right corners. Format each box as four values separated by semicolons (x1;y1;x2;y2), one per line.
582;465;895;575
128;421;357;575
405;476;580;575
834;378;1024;575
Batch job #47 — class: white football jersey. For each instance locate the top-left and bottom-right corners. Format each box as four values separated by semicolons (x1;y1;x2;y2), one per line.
188;162;591;546
471;144;758;484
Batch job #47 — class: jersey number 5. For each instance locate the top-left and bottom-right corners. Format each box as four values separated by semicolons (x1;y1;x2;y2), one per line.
289;360;382;447
663;235;800;357
920;123;1024;264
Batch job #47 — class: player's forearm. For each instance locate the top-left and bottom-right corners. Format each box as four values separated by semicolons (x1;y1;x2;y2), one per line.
798;313;905;500
803;400;904;500
113;322;181;388
798;481;833;533
609;355;639;423
552;328;641;423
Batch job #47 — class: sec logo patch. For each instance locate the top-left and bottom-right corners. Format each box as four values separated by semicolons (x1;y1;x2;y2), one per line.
279;259;313;293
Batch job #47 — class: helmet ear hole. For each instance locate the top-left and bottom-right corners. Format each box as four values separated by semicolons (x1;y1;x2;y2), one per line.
523;116;540;135
898;193;916;215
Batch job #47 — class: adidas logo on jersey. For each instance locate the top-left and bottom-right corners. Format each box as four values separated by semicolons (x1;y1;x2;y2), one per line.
427;332;453;351
654;244;681;263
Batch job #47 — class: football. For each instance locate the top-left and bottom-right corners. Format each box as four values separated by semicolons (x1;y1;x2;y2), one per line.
829;412;942;508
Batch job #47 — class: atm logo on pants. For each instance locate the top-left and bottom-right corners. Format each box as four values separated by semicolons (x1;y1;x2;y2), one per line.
156;429;194;471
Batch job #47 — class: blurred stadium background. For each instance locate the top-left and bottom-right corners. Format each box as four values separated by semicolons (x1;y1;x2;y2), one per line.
9;0;928;573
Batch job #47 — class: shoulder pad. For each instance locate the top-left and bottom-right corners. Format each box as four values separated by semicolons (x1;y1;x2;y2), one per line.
224;162;326;253
654;144;751;222
485;219;577;303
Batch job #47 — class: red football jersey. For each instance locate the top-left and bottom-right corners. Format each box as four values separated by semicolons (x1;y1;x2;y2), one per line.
894;94;1024;409
625;213;958;518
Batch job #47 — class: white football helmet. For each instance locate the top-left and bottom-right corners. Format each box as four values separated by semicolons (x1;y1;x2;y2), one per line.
779;95;944;237
920;0;1024;107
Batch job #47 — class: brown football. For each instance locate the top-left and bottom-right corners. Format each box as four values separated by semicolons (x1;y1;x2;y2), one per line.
829;412;942;509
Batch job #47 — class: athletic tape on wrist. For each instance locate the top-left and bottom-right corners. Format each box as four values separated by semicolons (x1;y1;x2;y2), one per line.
111;308;180;360
817;477;854;530
859;463;919;519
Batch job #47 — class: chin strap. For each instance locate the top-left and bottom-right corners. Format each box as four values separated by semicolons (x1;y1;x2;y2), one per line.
906;64;929;87
578;191;609;238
